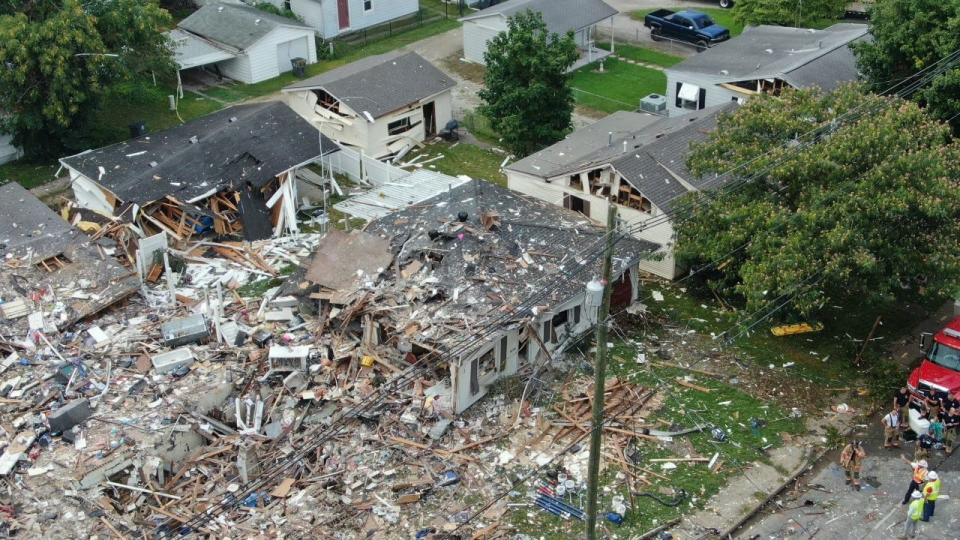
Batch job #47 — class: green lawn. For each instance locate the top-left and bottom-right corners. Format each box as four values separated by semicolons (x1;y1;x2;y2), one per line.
569;59;667;113
0;159;59;189
406;140;507;186
597;42;683;67
632;7;745;36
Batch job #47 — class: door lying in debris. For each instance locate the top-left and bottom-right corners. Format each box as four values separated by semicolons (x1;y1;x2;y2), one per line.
239;184;273;241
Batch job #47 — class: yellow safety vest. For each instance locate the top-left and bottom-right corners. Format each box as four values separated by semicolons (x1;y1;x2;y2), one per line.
924;479;941;501
909;499;923;521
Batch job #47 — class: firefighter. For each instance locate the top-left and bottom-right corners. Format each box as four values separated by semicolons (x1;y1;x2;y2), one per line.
943;404;959;455
921;471;940;522
900;457;928;505
840;439;866;490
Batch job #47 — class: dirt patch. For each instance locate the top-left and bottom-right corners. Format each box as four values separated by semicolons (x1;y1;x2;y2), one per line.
441;53;486;84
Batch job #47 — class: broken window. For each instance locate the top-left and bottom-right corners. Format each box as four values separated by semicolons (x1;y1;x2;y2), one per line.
573;305;582;325
542;319;554;345
563;194;590;218
498;335;508;371
570;174;583;191
478;346;497;380
470;357;480;395
387;117;414;135
518;329;529;364
36;254;70;272
587;169;608;198
551;310;568;343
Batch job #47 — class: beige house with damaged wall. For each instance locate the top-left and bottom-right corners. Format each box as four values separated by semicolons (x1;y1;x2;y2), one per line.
283;51;456;160
505;103;735;280
317;180;656;413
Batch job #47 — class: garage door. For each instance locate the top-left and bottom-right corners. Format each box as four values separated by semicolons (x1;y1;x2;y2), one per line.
277;36;309;73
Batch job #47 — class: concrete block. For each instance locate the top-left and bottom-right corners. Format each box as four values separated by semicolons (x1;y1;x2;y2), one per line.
48;398;92;433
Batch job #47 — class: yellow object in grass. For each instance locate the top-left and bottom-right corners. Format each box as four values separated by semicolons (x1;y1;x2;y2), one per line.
770;322;824;336
361;355;375;368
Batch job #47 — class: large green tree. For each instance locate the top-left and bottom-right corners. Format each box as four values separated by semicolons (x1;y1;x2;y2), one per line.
732;0;846;28
853;0;960;131
676;85;960;317
478;10;578;157
0;0;173;157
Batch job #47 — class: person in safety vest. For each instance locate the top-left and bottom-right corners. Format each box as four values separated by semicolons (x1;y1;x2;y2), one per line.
900;457;927;505
902;490;923;538
921;471;941;522
840;440;866;490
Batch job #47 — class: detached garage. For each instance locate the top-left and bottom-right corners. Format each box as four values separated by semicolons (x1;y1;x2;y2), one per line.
174;2;317;84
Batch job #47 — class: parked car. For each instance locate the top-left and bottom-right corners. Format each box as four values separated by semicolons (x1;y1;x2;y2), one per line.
644;9;730;51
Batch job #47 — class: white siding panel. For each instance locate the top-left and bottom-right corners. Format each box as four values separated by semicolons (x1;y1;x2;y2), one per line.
290;0;326;35
276;36;310;73
344;0;418;32
217;55;254;83
0;133;21;165
463;18;504;64
244;27;317;84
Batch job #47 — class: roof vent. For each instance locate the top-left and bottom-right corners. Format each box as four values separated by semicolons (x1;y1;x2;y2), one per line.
149;161;158;167
229;116;238;123
720;69;729;75
255;18;261;25
189;135;198;144
764;48;773;54
217;6;223;11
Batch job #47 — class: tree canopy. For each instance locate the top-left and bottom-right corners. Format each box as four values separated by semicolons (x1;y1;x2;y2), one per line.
732;0;846;28
853;0;960;131
478;10;578;157
676;85;960;317
0;0;173;157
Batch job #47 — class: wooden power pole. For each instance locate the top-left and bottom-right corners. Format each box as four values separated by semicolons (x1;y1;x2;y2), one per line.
585;205;618;539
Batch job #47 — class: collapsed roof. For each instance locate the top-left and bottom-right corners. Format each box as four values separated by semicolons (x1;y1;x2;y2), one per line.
59;101;339;205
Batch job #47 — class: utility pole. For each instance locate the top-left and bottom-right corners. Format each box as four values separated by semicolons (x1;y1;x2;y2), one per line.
585;205;618;539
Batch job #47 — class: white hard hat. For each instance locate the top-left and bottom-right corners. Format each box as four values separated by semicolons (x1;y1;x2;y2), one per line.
928;471;938;480
912;490;923;499
919;459;928;468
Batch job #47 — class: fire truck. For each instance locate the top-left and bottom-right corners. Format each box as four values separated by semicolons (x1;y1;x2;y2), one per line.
906;316;960;433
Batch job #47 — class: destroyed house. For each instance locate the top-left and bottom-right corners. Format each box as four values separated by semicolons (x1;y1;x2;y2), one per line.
0;183;138;336
283;51;456;159
60;101;340;243
305;180;657;413
506;103;735;279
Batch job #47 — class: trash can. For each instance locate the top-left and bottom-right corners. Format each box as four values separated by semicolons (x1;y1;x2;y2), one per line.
290;57;306;77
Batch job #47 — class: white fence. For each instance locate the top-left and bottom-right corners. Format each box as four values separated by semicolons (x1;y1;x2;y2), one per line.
327;145;408;187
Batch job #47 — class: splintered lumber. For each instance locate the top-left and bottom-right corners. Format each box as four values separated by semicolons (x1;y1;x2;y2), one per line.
675;379;711;393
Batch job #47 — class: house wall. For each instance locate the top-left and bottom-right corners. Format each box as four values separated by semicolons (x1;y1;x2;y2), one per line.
665;70;741;117
363;90;454;158
294;0;419;38
507;169;677;279
462;16;507;64
0;133;21;165
450;262;640;414
285;89;370;151
216;26;317;84
67;169;115;216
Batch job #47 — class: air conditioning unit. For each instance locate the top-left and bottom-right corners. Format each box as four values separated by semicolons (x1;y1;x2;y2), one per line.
640;93;667;114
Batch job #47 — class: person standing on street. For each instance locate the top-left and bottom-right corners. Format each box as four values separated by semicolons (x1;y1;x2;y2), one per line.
902;490;924;538
882;405;901;448
944;404;959;455
915;427;934;461
901;457;928;505
895;387;911;432
840;440;866;490
920;471;940;522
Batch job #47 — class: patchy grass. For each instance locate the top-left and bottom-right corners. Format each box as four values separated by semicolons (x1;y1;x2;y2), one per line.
405;141;507;186
442;54;486;84
507;353;803;539
461;111;501;146
0;159;59;189
569;59;666;113
204;17;460;102
597;42;683;67
632;8;745;37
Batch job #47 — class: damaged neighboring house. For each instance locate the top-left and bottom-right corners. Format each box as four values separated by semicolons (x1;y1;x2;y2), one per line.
0;183;138;337
59;101;340;255
665;23;868;116
283;51;456;159
505;103;735;279
302;180;657;413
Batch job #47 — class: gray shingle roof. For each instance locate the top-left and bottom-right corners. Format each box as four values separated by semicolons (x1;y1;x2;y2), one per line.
179;2;312;51
282;51;456;119
60;102;338;205
666;23;868;85
0;182;77;261
610;104;735;212
461;0;618;33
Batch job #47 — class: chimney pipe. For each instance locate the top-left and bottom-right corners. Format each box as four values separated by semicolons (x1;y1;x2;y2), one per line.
608;132;612;147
